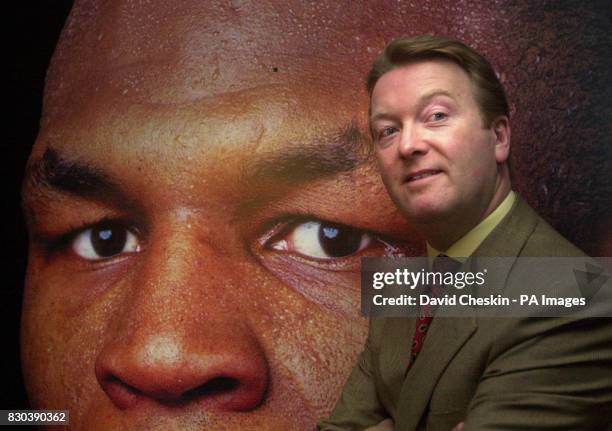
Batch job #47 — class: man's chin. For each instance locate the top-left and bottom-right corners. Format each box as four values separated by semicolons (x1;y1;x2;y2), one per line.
396;201;452;226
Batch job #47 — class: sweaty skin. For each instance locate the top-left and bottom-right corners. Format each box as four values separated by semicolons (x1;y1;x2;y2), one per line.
21;1;610;430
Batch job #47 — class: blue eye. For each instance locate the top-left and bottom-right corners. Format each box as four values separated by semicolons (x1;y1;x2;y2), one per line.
431;112;447;121
378;127;398;139
72;221;141;260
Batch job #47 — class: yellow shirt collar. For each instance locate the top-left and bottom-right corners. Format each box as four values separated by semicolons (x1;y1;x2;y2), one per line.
427;191;517;260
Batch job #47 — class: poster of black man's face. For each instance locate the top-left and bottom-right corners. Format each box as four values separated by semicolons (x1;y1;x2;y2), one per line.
18;1;611;429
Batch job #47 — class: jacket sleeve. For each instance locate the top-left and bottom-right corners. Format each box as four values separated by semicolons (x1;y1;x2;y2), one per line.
318;318;390;431
462;316;612;431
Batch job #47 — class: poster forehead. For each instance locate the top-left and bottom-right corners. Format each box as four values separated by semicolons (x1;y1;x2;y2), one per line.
47;0;513;102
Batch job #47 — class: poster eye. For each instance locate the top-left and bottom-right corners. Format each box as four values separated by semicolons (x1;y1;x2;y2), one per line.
268;220;371;259
72;221;141;260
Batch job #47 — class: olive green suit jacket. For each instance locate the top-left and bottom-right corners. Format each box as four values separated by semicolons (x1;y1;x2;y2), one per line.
319;197;612;430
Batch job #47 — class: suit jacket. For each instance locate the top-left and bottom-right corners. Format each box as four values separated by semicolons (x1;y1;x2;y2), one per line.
319;197;612;430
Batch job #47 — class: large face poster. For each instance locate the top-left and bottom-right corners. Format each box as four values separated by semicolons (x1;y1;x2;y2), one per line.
8;1;611;430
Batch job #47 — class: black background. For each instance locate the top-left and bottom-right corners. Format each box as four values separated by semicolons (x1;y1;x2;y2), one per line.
4;1;74;409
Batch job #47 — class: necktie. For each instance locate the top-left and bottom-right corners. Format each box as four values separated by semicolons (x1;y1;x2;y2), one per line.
408;254;461;367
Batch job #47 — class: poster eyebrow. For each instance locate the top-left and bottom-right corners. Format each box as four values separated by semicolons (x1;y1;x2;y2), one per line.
22;148;128;203
23;121;371;210
245;120;372;185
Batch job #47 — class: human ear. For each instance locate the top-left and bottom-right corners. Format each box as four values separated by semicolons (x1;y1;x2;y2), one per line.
492;115;511;164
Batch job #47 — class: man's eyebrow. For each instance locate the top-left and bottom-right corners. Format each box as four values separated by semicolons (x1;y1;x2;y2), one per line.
370;89;455;123
23;148;127;203
415;89;454;110
245;120;372;185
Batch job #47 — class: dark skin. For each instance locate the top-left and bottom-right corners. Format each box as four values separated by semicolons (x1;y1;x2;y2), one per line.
21;1;610;429
36;0;612;254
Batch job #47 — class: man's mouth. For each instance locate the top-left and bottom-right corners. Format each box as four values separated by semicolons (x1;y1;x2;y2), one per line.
405;169;442;183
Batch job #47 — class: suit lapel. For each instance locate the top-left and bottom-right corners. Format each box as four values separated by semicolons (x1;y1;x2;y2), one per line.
378;317;415;412
391;196;539;429
377;257;429;409
394;308;477;430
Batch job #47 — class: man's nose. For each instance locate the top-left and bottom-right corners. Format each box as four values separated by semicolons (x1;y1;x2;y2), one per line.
397;127;428;158
94;229;269;411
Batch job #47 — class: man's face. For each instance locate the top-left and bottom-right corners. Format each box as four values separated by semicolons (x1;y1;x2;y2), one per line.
20;2;421;430
371;61;508;228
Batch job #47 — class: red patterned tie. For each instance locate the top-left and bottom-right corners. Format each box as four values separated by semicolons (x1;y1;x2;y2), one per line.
408;255;461;367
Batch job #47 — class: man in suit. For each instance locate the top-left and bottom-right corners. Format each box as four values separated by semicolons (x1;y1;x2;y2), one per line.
319;35;612;430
